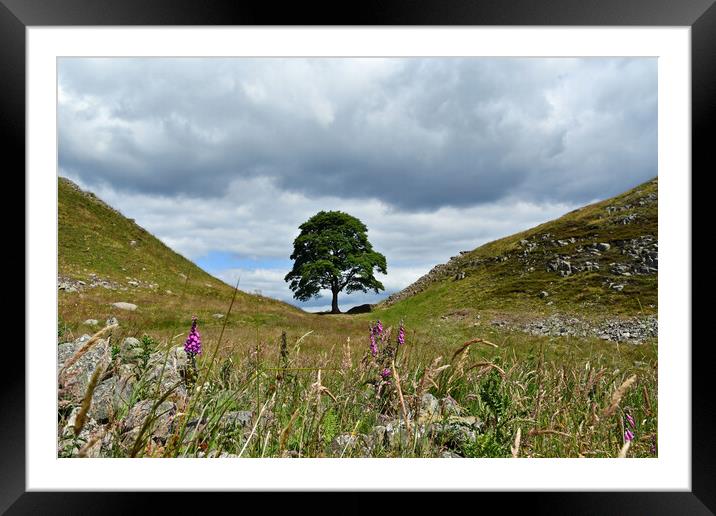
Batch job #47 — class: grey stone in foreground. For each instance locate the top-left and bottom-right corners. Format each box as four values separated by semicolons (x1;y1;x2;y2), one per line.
220;410;253;429
88;374;135;423
121;399;176;448
58;335;110;403
120;337;144;363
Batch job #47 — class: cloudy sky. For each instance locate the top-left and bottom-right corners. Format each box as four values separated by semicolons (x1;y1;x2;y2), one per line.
58;57;657;312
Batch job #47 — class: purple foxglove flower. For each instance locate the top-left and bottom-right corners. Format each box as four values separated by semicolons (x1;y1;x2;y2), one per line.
374;320;383;337
397;322;405;346
369;325;378;357
380;368;392;380
626;413;635;429
624;429;634;442
184;316;202;356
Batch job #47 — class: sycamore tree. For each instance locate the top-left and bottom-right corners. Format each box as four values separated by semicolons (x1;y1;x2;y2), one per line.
285;211;387;314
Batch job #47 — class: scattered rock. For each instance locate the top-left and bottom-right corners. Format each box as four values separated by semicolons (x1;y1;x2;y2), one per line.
522;314;657;343
440;396;461;417
87;375;135;423
112;302;137;311
212;313;225;319
121;399;176;447
432;416;483;448
420;393;440;420
119;337;144;363
220;410;253;430
346;304;373;314
547;257;572;277
330;433;369;456
539;291;549;298
83;319;99;326
144;349;188;403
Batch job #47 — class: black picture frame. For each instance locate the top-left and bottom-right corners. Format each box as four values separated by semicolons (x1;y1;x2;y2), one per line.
6;0;710;513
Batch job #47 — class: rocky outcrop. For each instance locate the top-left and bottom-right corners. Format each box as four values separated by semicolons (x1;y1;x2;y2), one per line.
519;314;658;343
58;273;160;293
380;181;657;308
57;327;196;457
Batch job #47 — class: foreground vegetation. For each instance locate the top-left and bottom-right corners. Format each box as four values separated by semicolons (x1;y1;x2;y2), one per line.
58;296;657;458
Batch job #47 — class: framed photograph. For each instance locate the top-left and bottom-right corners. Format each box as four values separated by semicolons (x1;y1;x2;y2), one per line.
8;0;711;512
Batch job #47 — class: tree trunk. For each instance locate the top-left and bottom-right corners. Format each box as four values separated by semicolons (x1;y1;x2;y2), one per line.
331;288;341;314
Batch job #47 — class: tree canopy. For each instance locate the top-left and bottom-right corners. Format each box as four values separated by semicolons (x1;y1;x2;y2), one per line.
284;211;387;313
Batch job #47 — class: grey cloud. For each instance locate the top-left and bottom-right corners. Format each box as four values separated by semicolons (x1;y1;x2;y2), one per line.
58;57;656;211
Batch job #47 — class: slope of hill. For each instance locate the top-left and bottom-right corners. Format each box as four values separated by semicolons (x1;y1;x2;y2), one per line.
57;177;309;334
59;177;233;296
376;178;657;327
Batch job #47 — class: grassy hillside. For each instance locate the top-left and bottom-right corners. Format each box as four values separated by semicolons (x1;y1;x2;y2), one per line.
58;177;367;346
375;178;657;326
59;176;233;296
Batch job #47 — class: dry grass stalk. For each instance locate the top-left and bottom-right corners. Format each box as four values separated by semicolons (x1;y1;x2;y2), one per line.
341;337;352;372
391;360;411;439
293;330;314;355
643;384;652;415
451;347;471;385
584;367;606;397
279;407;301;453
511;427;522;458
603;374;637;418
465;361;507;378
311;369;337;403
528;428;571;438
450;338;498;361
618;440;631;458
73;341;111;437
